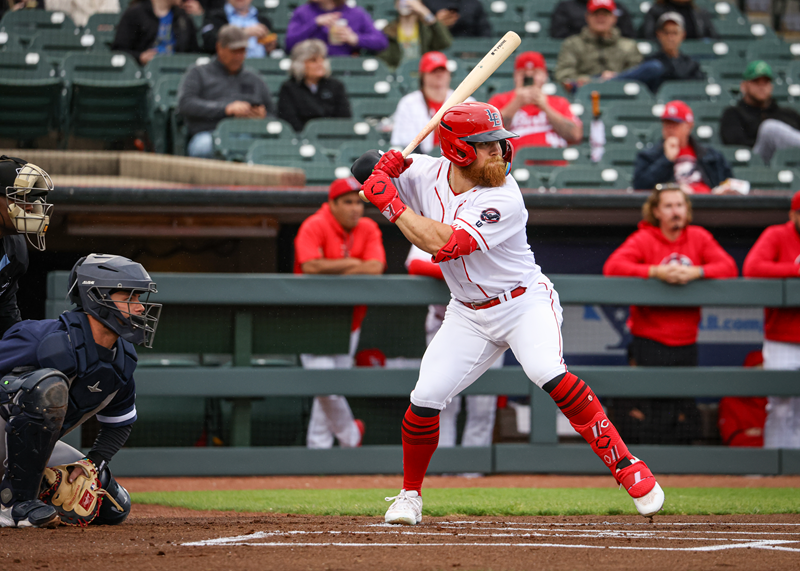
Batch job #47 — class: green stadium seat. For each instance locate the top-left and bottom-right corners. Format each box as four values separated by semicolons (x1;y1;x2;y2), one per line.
508;165;549;188
340;75;396;100
549;165;631;189
703;60;750;85
245;138;326;166
745;41;800;64
486;9;526;36
334;140;381;168
726;82;800;104
656;80;733;104
681;39;739;61
300;118;385;156
692;123;722;145
770;148;800;168
256;0;291;34
349;96;399;125
604;100;661;131
150;75;182;154
718;145;760;167
245;56;290;89
0;52;61;141
329;56;392;80
60;52;150;143
0;10;78;42
212;117;297;161
576;81;654;108
733;166;800;190
0;30;25;51
144;53;212;86
514;146;585;167
713;17;754;40
598;143;642;170
302;163;347;186
446;37;512;61
28;30;97;63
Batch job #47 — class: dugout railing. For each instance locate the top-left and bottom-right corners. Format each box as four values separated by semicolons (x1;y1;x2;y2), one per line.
46;273;800;477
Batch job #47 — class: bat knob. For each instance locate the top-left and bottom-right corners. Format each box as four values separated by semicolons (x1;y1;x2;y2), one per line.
359;190;369;203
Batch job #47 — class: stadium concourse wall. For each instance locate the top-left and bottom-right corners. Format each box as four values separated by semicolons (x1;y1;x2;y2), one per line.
46;273;800;477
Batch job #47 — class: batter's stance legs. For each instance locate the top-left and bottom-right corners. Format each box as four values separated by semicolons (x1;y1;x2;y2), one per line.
543;372;665;516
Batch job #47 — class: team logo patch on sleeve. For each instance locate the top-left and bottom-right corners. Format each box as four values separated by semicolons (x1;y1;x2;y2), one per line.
479;208;501;223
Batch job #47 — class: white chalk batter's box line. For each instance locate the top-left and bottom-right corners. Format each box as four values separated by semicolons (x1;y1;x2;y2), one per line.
183;521;800;552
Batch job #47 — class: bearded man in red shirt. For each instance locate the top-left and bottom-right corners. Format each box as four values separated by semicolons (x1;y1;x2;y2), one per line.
603;184;738;442
743;190;800;448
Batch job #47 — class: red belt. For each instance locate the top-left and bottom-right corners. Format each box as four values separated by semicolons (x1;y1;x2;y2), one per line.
460;286;527;310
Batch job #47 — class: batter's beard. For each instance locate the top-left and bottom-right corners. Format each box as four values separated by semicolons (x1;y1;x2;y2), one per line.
462;156;507;188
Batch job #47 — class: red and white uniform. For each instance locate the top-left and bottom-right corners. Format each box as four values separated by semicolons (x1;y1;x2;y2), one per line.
743;220;800;448
488;90;581;150
406;245;499;447
603;221;739;346
392;155;566;409
294;203;386;448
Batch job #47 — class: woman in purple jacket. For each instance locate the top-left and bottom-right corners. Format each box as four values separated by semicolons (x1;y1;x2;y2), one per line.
286;0;388;56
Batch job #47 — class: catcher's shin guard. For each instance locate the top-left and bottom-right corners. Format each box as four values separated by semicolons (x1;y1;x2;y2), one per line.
0;369;68;506
96;468;131;525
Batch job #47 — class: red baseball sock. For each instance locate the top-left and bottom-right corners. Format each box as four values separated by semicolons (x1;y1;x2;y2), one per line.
548;372;655;498
401;406;439;494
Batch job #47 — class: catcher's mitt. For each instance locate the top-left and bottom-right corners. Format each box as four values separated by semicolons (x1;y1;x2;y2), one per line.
39;459;122;527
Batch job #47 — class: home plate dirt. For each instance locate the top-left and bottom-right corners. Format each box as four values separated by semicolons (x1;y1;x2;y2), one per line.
2;475;799;571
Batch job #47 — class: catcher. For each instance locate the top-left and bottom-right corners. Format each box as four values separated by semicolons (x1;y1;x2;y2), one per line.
0;254;162;528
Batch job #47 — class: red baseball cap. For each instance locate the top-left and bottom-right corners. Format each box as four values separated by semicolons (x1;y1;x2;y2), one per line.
419;51;449;74
587;0;617;12
515;51;546;71
791;190;800;211
328;176;361;200
661;100;694;123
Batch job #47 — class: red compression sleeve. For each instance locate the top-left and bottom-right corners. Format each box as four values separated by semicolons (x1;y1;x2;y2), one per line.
433;227;479;263
407;259;445;280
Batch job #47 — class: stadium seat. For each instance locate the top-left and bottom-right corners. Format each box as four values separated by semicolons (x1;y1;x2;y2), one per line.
84;12;121;51
718;146;760;167
598;143;642;170
0;10;77;43
144;53;212;86
680;39;739;61
339;75;396;101
212;117;297;161
604;101;662;131
0;52;61;141
60;52;150;144
726;82;800;104
245;139;326;166
770;148;800;169
329;56;392;80
713;17;754;40
514;146;586;167
0;30;25;51
656;80;733;104
508;165;549;188
28;30;98;64
576;81;654;108
704;59;752;86
300;118;384;156
150;75;182;154
486;7;526;36
394;55;467;95
257;0;291;34
745;41;800;65
302;163;348;186
245;56;291;88
733;166;800;190
549;165;631;189
334;140;381;168
349;96;399;126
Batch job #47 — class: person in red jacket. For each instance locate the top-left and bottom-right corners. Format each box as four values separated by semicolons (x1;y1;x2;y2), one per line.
742;190;800;448
603;184;738;443
294;177;386;448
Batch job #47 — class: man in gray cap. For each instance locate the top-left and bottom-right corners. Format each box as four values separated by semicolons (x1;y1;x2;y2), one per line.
641;12;705;92
178;24;276;158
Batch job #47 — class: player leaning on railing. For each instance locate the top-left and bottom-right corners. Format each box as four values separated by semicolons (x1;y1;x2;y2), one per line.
0;254;161;528
352;101;665;525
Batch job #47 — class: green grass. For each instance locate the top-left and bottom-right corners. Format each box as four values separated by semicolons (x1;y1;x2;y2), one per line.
132;487;800;516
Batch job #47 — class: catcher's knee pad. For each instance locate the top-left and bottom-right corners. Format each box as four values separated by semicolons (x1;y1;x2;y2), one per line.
0;369;69;504
95;468;131;525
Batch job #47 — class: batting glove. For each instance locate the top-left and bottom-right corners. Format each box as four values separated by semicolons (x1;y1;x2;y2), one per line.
362;170;407;223
375;150;413;178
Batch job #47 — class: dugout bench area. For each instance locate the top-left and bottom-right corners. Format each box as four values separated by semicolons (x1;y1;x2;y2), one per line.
46;273;800;477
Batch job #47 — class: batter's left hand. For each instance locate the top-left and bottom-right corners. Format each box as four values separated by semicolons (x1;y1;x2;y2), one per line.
376;150;413;178
362;170;408;223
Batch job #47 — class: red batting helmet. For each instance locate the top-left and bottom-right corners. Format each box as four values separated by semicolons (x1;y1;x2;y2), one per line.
438;102;518;168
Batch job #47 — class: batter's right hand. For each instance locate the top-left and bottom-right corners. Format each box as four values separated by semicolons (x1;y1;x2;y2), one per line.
362;170;408;223
375;150;413;178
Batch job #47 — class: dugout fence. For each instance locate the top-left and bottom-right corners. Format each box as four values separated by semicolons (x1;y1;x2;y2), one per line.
46;273;800;476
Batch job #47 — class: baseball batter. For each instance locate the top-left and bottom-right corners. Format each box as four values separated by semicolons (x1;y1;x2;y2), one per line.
354;101;664;524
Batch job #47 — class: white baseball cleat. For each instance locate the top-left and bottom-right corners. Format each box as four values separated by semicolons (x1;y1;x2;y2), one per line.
632;482;665;517
384;489;422;525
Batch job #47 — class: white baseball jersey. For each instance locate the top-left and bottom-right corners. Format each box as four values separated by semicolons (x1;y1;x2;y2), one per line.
393;155;542;302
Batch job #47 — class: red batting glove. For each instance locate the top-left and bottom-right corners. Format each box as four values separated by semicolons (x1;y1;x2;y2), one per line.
362;169;407;223
375;150;413;178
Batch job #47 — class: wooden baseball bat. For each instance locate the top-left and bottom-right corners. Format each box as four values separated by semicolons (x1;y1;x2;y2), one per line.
359;31;522;201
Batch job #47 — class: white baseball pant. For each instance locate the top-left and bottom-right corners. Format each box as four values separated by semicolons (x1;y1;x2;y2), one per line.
762;339;800;449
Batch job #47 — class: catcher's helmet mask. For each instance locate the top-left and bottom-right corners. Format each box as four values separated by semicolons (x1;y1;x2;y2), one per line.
438;102;518;173
68;254;162;348
0;155;54;251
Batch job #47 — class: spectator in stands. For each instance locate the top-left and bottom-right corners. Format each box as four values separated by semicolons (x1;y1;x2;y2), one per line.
278;39;351;133
178;25;275;158
639;0;717;40
742;191;800;448
406;244;500;456
554;0;651;92
488;51;582;150
422;0;490;37
390;51;471;154
551;0;635;39
285;0;388;57
642;11;705;92
377;0;452;70
720;61;800;164
0;1;43;22
294;177;386;449
633;100;732;192
201;0;278;57
603;183;737;444
44;0;120;27
112;0;200;65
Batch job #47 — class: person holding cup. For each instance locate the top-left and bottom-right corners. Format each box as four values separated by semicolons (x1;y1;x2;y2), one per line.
286;0;388;56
